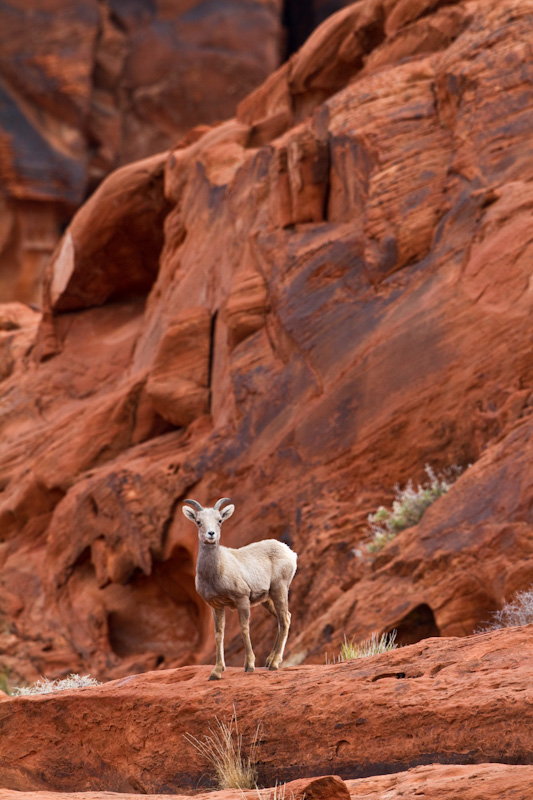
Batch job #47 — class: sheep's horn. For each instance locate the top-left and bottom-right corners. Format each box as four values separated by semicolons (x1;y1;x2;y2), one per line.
184;498;203;511
214;497;231;510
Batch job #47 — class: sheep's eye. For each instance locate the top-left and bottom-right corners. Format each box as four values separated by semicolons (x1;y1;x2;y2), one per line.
217;518;222;524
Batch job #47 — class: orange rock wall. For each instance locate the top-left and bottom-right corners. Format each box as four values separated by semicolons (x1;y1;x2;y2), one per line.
0;0;533;688
0;0;283;304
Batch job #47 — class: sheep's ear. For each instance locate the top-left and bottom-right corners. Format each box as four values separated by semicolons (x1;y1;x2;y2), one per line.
220;504;235;521
182;505;197;522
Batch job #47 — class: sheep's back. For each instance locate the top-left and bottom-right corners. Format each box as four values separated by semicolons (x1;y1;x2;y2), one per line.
226;539;297;586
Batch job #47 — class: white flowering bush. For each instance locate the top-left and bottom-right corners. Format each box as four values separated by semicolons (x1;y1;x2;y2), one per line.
12;674;100;696
367;465;461;553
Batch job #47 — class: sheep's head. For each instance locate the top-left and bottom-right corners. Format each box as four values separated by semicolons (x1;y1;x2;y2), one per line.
182;497;235;545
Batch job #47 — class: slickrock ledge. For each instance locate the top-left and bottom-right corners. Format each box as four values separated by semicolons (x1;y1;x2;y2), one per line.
1;626;532;794
2;766;533;800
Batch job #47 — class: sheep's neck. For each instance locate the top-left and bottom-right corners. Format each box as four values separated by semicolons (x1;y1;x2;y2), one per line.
196;541;221;577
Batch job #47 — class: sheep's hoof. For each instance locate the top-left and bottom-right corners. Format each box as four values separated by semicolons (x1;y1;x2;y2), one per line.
208;671;222;680
244;664;255;673
268;663;280;671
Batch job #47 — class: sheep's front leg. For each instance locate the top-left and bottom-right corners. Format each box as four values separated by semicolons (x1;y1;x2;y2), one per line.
237;600;255;673
209;606;226;681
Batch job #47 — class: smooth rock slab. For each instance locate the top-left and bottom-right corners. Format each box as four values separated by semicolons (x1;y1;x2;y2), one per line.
0;766;532;799
0;628;533;793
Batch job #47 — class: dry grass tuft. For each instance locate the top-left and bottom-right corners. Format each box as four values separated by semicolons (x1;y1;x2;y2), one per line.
326;630;398;664
477;587;533;632
254;781;289;800
12;674;100;696
184;707;262;790
340;630;398;660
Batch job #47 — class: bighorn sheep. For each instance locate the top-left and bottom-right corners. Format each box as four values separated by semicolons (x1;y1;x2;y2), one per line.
182;497;297;680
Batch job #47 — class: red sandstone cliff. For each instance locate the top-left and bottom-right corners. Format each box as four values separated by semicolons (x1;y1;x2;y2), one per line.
0;0;358;306
0;0;284;304
1;0;533;797
1;0;533;686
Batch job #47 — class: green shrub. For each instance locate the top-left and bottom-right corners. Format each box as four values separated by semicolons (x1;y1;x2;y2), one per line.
184;708;261;790
367;465;461;553
12;674;100;696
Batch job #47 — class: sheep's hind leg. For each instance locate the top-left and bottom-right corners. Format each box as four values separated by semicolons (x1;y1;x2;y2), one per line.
237;600;255;673
262;598;281;669
267;588;291;670
209;606;226;680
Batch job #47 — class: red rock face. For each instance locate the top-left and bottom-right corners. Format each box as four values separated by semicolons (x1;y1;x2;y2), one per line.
0;0;533;696
0;0;283;304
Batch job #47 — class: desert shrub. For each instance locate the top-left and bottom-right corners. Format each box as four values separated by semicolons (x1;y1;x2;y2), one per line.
477;587;533;632
367;465;461;553
184;707;261;790
12;674;100;696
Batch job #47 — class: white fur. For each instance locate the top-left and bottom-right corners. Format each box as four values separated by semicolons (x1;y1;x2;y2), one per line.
182;498;297;680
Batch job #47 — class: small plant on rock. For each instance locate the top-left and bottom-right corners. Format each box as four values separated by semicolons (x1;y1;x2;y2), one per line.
325;630;398;664
340;630;398;660
367;465;461;553
0;667;11;696
184;707;261;790
477;587;533;632
12;674;101;696
255;781;289;800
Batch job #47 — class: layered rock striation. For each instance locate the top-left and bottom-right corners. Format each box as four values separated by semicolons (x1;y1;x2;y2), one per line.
0;0;532;691
0;0;283;303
